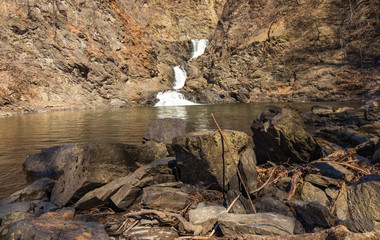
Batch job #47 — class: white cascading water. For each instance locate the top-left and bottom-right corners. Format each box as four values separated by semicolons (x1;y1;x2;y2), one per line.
190;39;208;59
155;39;208;107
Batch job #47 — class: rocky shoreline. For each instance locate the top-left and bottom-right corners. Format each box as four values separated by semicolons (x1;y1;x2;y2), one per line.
1;101;379;239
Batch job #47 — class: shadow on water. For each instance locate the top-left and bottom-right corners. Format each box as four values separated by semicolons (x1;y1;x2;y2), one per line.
0;102;362;198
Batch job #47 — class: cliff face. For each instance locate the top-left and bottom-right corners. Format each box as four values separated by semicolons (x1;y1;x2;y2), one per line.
0;0;379;113
0;0;225;112
185;0;380;103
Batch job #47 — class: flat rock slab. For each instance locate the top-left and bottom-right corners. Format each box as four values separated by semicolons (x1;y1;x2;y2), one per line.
218;212;296;236
172;130;257;192
0;201;40;220
6;217;110;240
310;162;354;181
301;182;330;206
141;183;191;211
189;205;227;234
304;174;340;188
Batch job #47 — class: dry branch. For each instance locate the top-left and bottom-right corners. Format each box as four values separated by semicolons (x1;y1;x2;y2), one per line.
285;169;302;201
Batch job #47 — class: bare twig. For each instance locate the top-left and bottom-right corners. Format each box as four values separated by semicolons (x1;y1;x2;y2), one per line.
209;193;242;237
211;113;257;214
251;167;276;194
284;169;302;201
124;219;139;234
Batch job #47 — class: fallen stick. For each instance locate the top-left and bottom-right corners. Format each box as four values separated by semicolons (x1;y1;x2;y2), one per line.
284;169;302;201
125;209;203;236
251;167;276;194
211;113;257;214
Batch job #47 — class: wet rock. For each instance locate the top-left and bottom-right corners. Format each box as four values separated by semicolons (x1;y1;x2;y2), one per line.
143;118;193;145
23;144;82;177
218;212;296;236
188;205;227;234
75;158;178;210
254;195;293;217
111;158;178;209
0;212;34;238
310;162;354;181
141;182;191;211
0;178;55;205
6;217;110;240
123;225;178;240
301;182;330;207
251;106;321;164
172;130;257;193
305;174;340;188
288;201;337;232
0;201;40;220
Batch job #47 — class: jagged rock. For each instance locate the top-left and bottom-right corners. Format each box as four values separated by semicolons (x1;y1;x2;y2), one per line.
287;201;337;232
110;158;178;209
345;175;380;232
141;182;191;211
310;162;354;181
23;144;82;177
0;201;40;220
50;142;169;207
188;205;227;234
75;158;178;210
0;212;34;238
218;212;296;236
6;217;110;240
0;178;55;205
305;174;340;188
301;182;330;207
123;226;178;240
172;130;257;193
251;106;321;164
355;140;376;158
254;195;293;217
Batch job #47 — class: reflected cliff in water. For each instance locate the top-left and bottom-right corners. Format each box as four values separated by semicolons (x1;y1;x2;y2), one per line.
0;102;362;198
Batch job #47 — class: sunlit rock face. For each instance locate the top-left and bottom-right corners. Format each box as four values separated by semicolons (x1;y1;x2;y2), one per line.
0;0;225;112
0;0;379;112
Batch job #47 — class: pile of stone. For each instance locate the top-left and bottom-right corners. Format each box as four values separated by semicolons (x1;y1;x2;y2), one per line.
1;105;379;240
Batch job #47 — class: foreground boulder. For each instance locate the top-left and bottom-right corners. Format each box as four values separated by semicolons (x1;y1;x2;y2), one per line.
218;212;296;236
74;157;178;210
50;143;168;207
172;130;257;193
251;106;321;164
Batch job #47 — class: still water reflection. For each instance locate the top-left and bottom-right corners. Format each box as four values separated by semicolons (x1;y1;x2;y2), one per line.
0;102;361;198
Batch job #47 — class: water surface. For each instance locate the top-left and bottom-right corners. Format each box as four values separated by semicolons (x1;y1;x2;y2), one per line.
0;102;361;198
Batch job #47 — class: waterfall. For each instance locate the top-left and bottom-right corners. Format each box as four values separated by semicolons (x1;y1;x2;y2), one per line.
154;39;208;107
190;39;208;59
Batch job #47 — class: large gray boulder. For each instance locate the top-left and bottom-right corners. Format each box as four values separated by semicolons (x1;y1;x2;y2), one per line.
218;212;296;236
172;130;257;193
74;158;178;210
251;106;321;164
50;142;168;207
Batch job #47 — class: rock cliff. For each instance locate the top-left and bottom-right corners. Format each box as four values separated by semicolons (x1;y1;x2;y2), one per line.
0;0;378;113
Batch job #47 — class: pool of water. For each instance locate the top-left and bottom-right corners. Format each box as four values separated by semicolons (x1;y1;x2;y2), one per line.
0;102;362;199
